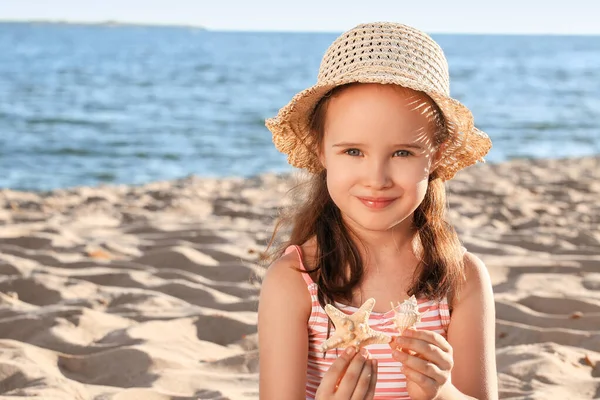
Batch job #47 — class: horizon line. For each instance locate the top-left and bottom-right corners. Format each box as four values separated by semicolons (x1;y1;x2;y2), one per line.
2;19;600;36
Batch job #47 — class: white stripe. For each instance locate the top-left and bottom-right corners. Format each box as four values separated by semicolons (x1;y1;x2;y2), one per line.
375;381;408;389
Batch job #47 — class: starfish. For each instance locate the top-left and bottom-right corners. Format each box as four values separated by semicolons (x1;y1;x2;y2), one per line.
321;298;392;352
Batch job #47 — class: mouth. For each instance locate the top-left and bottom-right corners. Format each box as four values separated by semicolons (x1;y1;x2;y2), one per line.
356;197;397;209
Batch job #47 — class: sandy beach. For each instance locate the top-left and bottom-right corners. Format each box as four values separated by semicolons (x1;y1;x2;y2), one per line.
0;156;599;399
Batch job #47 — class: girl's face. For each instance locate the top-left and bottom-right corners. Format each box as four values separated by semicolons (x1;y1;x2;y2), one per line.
319;83;442;234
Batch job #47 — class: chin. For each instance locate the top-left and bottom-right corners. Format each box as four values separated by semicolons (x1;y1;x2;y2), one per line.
344;211;410;233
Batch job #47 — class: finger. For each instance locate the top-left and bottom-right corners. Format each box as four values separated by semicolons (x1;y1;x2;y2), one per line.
319;347;358;393
403;329;452;353
400;347;416;356
350;358;373;400
401;364;438;393
389;335;416;355
392;350;447;384
393;336;452;370
336;348;369;398
364;359;378;399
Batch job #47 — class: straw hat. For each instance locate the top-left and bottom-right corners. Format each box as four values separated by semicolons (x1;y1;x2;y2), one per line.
265;22;492;181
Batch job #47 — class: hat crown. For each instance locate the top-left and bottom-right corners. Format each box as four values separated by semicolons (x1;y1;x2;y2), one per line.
317;22;450;95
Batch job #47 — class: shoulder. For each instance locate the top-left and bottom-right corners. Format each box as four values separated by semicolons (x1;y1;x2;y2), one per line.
258;246;312;318
259;237;319;308
261;247;306;293
462;251;493;293
452;251;494;312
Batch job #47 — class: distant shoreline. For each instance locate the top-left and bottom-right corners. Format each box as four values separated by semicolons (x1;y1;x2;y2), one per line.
0;19;207;30
1;20;599;36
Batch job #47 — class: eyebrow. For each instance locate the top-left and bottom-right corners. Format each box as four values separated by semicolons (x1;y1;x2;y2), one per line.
332;142;424;150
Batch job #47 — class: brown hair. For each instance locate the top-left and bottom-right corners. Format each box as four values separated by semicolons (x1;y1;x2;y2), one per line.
263;83;465;314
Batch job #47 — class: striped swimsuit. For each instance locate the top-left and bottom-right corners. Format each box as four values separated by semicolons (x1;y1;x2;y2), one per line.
285;245;452;400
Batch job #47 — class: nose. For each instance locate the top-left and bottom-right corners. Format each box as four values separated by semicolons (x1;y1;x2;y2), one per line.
363;158;392;189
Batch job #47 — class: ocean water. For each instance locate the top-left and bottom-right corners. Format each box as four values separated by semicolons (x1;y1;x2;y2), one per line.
1;22;599;191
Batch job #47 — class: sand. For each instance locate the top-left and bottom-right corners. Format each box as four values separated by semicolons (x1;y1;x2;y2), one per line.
0;156;599;399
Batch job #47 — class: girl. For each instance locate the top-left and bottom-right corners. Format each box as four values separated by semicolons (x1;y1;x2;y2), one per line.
258;22;498;400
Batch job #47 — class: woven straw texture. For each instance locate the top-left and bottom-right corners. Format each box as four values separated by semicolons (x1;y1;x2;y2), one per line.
265;22;492;181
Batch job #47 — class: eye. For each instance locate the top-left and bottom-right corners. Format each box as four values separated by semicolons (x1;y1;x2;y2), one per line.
393;150;412;157
344;148;362;157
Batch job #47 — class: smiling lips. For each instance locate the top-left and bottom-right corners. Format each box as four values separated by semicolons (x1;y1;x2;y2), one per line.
357;196;398;209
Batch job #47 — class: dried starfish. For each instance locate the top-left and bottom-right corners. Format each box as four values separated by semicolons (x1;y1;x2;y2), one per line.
321;298;391;352
391;295;421;335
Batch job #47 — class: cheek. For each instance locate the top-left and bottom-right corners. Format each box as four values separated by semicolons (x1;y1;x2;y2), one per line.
390;160;431;187
414;179;429;202
412;154;435;180
323;152;354;180
325;163;354;196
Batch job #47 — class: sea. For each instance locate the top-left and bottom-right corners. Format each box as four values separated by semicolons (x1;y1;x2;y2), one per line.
1;22;599;191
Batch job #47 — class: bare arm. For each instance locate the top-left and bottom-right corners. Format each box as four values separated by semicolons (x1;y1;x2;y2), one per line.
258;252;312;400
446;252;498;400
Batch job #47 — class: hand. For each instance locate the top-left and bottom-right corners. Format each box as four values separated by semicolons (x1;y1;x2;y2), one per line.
389;329;453;400
315;347;378;400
